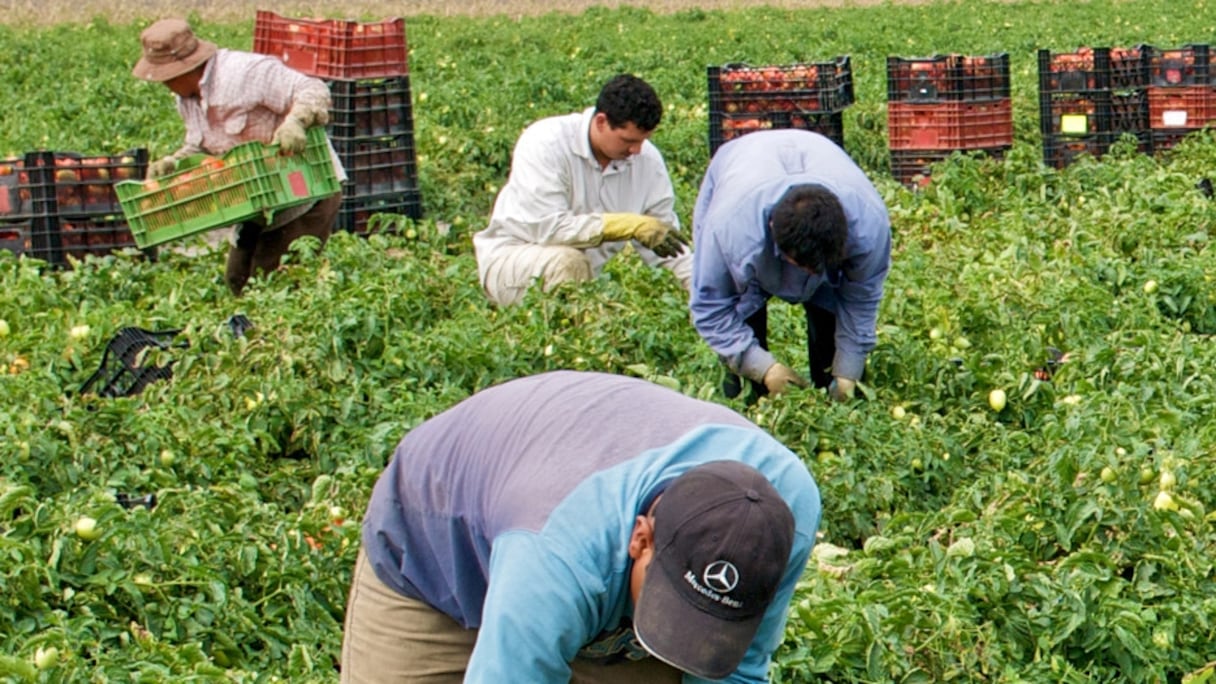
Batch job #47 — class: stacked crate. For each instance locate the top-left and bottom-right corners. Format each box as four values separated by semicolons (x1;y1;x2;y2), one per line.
1143;44;1215;152
887;53;1013;187
1038;46;1151;169
706;57;854;157
0;149;149;265
253;11;422;235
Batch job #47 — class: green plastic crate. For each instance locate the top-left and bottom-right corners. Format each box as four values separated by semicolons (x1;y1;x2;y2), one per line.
116;127;340;248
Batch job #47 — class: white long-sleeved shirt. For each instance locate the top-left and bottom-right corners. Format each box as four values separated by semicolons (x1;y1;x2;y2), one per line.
473;108;683;279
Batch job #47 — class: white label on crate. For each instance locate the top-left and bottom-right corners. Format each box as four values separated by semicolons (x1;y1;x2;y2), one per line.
1060;114;1088;135
1162;110;1189;127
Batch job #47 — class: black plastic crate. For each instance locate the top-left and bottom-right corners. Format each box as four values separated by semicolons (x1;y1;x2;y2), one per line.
887;53;1010;102
1038;91;1149;138
0;217;56;258
709;110;844;157
79;327;187;398
1041;131;1149;169
1038;46;1149;94
1150;128;1208;153
890;146;1007;188
58;214;143;261
708;58;854;115
335;132;420;197
0;214;61;261
337;187;423;234
1146;44;1212;86
18;149;147;219
327;75;415;140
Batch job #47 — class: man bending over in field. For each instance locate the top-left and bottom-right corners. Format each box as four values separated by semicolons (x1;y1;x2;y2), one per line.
691;129;892;403
473;74;691;306
132;18;346;296
341;370;821;683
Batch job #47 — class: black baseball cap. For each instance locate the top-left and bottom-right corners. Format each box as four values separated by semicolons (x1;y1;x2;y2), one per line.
633;460;795;679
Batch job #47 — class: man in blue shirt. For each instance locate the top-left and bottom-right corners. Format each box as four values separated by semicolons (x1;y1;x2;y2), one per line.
340;371;821;683
690;129;891;402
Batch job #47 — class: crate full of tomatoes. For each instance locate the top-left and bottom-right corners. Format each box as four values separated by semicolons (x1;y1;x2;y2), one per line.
0;151;146;220
887;53;1010;102
116;127;341;248
707;57;853;155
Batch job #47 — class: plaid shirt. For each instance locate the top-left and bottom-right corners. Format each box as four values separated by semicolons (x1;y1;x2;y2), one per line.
169;48;345;225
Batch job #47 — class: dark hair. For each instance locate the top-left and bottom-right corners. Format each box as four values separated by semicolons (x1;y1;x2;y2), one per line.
595;74;662;132
770;185;847;272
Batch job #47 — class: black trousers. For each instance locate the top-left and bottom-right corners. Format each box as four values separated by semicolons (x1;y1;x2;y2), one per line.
723;301;837;400
225;193;342;296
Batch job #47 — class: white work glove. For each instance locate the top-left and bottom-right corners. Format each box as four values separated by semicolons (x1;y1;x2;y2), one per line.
271;101;330;155
828;377;856;402
148;156;177;179
762;363;809;396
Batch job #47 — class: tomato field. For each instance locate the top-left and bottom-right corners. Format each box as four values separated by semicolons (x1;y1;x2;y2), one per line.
2;0;1216;681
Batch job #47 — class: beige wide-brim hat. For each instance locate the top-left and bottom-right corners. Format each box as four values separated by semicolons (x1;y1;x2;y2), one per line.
132;18;217;82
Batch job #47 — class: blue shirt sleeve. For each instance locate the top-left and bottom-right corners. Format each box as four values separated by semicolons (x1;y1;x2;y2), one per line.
466;532;607;683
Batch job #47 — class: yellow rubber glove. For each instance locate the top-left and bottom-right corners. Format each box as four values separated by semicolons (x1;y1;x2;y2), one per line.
762;363;809;395
601;213;688;258
271;118;309;155
828;377;856;402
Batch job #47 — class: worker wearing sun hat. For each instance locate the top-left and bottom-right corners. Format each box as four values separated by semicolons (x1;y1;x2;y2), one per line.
341;370;821;683
132;18;347;296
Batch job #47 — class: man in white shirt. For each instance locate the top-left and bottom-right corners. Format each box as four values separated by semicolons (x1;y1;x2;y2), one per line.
474;74;691;306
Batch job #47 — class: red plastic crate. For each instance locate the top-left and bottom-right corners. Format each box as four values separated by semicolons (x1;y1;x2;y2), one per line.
1148;86;1216;129
887;99;1013;150
253;11;407;80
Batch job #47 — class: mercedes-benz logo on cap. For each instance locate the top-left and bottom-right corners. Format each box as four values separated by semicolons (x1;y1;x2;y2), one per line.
702;560;739;593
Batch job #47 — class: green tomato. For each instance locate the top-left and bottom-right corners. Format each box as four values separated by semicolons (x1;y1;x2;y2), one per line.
1143;279;1158;294
988;389;1007;412
1153;491;1179;511
0;319;9;337
1139;468;1156;485
1100;466;1117;484
34;646;59;670
159;449;176;467
74;516;102;541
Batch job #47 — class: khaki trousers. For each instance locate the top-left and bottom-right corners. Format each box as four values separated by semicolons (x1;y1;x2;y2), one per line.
340;550;680;684
478;241;693;307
